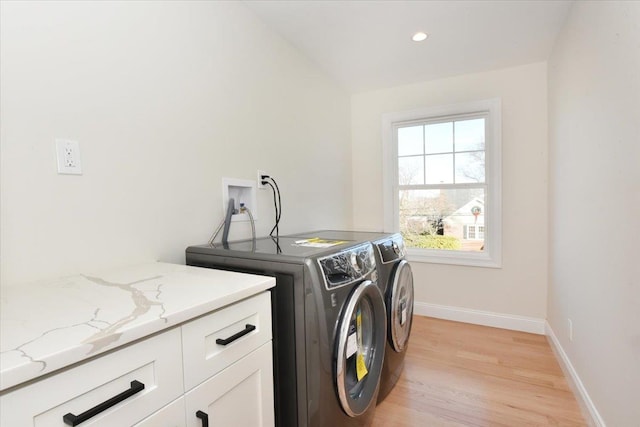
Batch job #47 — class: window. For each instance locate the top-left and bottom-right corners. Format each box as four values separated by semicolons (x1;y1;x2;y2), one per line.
464;225;485;240
465;225;476;240
382;99;502;267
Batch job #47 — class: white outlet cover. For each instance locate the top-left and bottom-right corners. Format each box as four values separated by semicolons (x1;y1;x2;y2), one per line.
55;139;82;175
257;169;269;189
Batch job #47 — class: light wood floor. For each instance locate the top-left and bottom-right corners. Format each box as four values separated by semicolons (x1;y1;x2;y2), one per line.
372;316;586;426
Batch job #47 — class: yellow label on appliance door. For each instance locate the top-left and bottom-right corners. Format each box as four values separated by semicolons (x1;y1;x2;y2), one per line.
356;353;368;381
356;308;368;381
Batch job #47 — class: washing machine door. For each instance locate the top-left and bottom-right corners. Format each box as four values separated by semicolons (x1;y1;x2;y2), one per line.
389;260;414;352
335;280;386;417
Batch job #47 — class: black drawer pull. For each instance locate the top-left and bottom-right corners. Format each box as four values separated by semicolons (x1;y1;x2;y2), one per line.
196;410;209;427
216;324;256;346
62;380;145;426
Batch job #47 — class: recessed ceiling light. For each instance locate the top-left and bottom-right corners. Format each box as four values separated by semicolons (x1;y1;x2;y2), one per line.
412;32;429;42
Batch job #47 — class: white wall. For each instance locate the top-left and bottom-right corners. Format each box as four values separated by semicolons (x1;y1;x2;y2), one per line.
547;1;640;425
352;63;548;320
0;1;352;284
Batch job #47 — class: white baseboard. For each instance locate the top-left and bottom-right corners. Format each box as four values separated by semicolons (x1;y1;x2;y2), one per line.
545;322;606;427
413;301;546;334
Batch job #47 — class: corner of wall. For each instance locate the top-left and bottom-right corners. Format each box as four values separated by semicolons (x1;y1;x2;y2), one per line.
544;322;606;427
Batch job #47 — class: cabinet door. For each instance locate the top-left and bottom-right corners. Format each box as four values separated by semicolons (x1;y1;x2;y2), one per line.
185;342;274;427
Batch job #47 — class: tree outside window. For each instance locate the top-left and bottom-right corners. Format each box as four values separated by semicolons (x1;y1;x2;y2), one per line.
397;116;486;252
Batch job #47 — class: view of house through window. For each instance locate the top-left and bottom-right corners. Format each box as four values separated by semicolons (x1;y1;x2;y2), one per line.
397;116;487;252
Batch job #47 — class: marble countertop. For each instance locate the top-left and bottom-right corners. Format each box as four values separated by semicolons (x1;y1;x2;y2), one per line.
0;262;275;392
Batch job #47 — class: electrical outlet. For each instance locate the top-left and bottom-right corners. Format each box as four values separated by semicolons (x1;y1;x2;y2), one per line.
55;139;82;175
568;319;573;341
257;169;269;189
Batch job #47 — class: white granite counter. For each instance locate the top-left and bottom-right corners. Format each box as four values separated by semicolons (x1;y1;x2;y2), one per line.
0;262;275;392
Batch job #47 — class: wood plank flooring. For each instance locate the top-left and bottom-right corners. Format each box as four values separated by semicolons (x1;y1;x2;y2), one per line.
372;316;586;426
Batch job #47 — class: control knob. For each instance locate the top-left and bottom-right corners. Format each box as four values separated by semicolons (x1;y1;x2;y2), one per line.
392;241;400;255
350;251;362;273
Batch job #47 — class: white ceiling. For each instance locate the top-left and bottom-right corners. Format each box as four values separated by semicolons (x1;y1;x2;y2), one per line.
243;0;573;93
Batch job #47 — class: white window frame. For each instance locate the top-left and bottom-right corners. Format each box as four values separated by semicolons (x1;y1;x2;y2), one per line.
382;98;502;268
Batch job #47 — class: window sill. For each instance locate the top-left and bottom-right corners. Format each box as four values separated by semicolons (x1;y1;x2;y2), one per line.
405;247;501;268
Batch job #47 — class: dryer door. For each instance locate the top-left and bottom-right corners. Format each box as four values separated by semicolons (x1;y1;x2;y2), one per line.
389;260;414;352
335;280;386;417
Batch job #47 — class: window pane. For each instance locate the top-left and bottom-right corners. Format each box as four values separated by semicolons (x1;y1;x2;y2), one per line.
399;188;485;252
455;118;485;152
468;226;476;239
455;151;485;183
425;154;453;184
425;122;453;154
398;156;424;185
398;126;423;156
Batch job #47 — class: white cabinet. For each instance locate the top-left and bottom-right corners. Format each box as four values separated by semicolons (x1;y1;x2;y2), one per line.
0;328;184;426
0;291;274;427
184;343;274;427
182;292;274;427
182;292;272;391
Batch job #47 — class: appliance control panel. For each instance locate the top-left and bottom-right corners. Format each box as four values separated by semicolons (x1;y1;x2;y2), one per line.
318;243;376;289
376;235;406;264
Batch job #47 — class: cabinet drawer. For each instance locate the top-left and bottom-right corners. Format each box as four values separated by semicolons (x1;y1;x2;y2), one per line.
184;342;274;427
182;292;272;390
0;328;183;426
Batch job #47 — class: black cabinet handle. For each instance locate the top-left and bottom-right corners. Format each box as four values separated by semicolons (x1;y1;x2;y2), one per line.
196;410;209;427
216;324;256;346
62;380;145;426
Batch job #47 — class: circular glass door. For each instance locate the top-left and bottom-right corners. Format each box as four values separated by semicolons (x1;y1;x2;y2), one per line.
389;260;414;353
335;280;386;417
